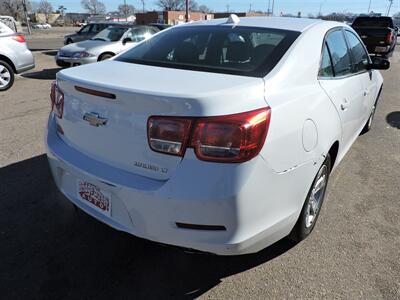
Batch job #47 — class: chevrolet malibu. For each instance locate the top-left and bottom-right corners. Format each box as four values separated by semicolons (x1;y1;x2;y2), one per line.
46;16;388;255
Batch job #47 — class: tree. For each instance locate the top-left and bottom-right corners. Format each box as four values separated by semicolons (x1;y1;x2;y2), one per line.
0;0;28;20
37;0;53;22
118;3;135;16
81;0;106;14
156;0;197;11
198;4;211;13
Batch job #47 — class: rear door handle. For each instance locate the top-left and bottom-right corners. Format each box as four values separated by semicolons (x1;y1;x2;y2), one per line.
363;89;369;97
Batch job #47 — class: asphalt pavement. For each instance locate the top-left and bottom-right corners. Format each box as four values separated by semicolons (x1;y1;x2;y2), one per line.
0;34;399;299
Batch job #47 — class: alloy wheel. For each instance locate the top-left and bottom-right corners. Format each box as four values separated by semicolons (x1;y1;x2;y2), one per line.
0;65;11;88
305;164;328;228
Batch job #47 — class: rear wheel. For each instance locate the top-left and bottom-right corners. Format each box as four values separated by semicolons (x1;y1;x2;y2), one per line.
0;60;14;91
290;154;331;242
99;53;114;61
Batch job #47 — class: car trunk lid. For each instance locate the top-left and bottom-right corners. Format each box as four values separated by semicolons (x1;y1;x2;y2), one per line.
56;60;266;180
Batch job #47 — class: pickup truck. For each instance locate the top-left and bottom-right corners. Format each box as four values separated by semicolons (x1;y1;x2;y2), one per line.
352;16;398;58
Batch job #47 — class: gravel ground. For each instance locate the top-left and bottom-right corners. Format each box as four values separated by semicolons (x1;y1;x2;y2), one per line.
0;41;399;299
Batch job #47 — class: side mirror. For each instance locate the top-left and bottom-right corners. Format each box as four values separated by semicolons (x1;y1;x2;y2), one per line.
367;57;390;70
122;37;132;45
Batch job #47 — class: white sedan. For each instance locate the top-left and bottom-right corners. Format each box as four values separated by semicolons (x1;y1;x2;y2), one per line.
46;16;388;255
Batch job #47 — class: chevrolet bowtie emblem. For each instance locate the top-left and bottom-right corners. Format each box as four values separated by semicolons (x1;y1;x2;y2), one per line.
83;112;108;127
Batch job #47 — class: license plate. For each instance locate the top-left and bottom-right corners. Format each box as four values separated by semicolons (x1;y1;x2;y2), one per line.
375;46;388;52
77;180;111;217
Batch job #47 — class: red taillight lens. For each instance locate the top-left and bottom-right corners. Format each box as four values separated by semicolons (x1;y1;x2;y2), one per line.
50;81;56;109
147;117;193;156
191;108;271;162
50;81;64;118
12;35;25;43
385;32;394;44
147;107;271;163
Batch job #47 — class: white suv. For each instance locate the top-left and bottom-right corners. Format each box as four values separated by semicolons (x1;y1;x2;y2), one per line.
0;21;35;91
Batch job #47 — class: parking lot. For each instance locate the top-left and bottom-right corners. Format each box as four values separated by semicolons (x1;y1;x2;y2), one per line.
0;29;399;299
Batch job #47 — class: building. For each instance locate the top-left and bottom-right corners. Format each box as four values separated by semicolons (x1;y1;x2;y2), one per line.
213;12;268;19
135;11;213;25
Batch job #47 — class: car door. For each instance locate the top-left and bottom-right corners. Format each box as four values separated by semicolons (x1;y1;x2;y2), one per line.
344;29;378;123
318;28;365;151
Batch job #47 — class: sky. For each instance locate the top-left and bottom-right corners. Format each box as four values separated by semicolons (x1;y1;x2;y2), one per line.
46;0;400;16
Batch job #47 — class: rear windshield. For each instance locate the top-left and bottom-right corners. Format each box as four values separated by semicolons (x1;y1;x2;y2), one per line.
353;17;393;28
91;26;128;42
115;25;300;77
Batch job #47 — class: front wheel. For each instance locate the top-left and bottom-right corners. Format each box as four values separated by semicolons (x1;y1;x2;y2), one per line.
290;154;331;242
99;53;114;61
0;60;14;91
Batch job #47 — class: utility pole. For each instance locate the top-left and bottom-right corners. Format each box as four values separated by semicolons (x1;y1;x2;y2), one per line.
271;0;275;15
249;3;252;12
185;0;189;22
226;4;230;13
387;0;393;16
141;0;145;13
123;0;127;18
267;0;271;15
22;0;31;35
367;0;372;13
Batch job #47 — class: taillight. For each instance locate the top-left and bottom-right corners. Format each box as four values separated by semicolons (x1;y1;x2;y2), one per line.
385;32;394;44
191;108;271;162
147;107;271;163
12;35;25;43
147;117;192;156
50;81;64;118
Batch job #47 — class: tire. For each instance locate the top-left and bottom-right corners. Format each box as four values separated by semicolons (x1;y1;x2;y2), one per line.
0;60;15;91
290;154;331;242
65;39;73;45
99;53;114;61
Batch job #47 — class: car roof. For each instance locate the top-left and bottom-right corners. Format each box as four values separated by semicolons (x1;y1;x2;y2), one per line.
181;16;323;32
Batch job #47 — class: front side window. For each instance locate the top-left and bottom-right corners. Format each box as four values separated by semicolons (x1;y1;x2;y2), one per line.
345;30;369;73
79;24;91;34
115;26;300;77
91;26;128;42
325;30;352;77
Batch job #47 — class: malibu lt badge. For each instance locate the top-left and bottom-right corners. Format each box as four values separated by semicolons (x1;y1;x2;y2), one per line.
83;112;108;127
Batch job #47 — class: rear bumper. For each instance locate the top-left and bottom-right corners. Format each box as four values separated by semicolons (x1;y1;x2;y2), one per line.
15;48;35;74
45;114;316;255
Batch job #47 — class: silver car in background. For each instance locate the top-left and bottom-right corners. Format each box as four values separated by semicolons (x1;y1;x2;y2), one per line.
55;25;158;68
0;21;35;91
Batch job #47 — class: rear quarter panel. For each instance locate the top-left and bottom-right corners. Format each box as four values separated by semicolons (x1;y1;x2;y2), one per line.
260;22;342;173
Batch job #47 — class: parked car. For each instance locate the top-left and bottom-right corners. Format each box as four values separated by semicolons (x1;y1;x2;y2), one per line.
352;16;398;57
148;23;172;31
0;21;35;91
63;22;121;45
0;16;19;32
55;25;158;67
46;16;388;255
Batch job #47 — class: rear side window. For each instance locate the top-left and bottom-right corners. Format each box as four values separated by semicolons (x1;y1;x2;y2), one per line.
319;43;333;77
325;30;351;77
116;26;300;77
345;30;369;73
